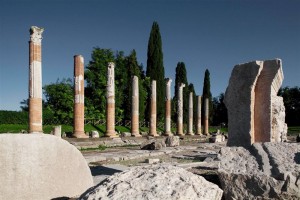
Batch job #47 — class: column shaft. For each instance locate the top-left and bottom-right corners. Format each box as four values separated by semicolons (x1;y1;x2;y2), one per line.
187;92;194;135
204;98;209;135
73;55;87;138
131;76;141;137
149;80;158;136
164;78;172;136
196;96;202;135
29;26;44;133
105;62;117;137
177;83;185;136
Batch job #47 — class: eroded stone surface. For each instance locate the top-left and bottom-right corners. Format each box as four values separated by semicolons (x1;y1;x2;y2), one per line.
0;134;93;200
224;59;287;148
218;143;300;200
79;164;223;200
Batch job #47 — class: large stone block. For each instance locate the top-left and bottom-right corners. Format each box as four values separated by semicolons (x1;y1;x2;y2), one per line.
224;59;287;148
0;134;93;199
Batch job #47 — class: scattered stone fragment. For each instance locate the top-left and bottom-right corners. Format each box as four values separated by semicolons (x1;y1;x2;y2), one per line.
146;158;160;164
79;164;223;200
140;139;166;150
165;135;180;147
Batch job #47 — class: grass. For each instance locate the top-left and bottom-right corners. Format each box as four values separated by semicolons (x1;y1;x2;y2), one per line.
288;126;300;135
80;145;106;151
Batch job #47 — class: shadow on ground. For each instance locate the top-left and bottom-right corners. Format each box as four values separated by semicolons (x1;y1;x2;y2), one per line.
90;165;122;176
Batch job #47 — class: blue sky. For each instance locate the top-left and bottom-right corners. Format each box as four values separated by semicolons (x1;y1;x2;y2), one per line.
0;0;299;111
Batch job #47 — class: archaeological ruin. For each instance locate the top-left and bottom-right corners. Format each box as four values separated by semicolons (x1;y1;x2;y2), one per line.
28;26;44;133
224;59;287;148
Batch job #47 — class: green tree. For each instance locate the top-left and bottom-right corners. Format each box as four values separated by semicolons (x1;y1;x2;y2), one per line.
212;93;227;126
173;62;189;125
146;21;165;121
278;86;300;126
202;69;213;124
43;78;73;123
85;48;114;119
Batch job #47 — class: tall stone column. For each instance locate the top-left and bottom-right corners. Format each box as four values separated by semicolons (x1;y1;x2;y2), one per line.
105;62;117;137
131;76;141;137
29;26;44;133
177;83;185;136
73;55;87;138
187;92;194;135
149;80;158;136
196;95;202;135
204;98;209;135
164;78;172;136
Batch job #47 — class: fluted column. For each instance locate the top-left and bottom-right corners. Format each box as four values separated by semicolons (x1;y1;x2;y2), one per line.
164;78;172;136
149;80;158;136
187;92;194;135
105;62;117;137
204;98;209;135
73;55;87;138
177;83;185;136
131;76;141;137
196;95;202;135
28;26;44;133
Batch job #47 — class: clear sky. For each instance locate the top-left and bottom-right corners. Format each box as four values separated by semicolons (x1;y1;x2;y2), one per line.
0;0;299;111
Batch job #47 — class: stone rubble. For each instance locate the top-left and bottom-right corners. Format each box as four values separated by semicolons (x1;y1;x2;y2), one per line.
79;164;223;200
218;142;300;200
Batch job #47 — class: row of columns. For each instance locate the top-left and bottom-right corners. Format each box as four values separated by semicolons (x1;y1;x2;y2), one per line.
28;26;210;137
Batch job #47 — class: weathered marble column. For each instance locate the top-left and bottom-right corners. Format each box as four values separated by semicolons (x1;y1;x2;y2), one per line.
164;78;173;136
177;83;185;136
105;62;117;137
131;76;141;137
73;55;87;138
149;80;158;136
204;98;209;135
196;96;202;135
29;26;44;133
187;92;194;135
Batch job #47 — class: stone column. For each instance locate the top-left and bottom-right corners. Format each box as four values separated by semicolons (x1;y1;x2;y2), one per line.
105;62;117;137
177;83;185;136
73;55;87;138
149;80;158;136
204;98;209;135
131;76;141;137
164;78;173;136
28;26;44;133
196;96;202;135
187;92;194;135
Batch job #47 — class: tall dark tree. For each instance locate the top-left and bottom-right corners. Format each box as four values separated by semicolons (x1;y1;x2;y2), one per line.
146;21;165;121
212;93;228;126
278;86;300;126
202;69;213;124
173;62;189;125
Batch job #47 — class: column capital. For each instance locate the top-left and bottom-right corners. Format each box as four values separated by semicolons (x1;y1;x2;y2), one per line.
108;62;115;68
30;26;44;44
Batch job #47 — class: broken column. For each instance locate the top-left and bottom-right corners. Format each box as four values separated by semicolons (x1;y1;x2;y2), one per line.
164;78;172;136
73;55;87;138
28;26;44;133
177;83;185;136
224;59;286;148
196;96;202;135
204;98;209;135
105;62;117;137
149;80;158;136
131;76;141;137
187;92;194;135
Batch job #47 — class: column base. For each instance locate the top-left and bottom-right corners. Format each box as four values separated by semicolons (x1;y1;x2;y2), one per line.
73;132;89;138
149;133;159;137
131;133;142;137
105;132;119;138
176;133;185;136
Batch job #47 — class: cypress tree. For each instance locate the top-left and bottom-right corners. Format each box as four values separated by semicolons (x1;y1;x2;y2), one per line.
173;62;189;126
201;69;213;124
146;21;165;121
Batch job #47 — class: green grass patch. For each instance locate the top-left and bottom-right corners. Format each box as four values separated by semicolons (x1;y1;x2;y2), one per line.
288;126;300;136
80;145;106;151
115;126;130;133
